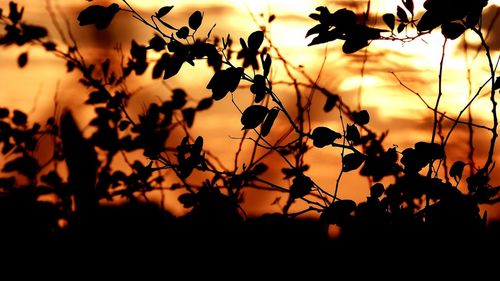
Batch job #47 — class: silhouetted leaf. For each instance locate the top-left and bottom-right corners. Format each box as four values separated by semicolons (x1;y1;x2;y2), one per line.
268;14;276;23
179;193;197;208
261;108;279;137
130;40;147;61
382;13;395;31
370;183;384;198
152;53;169;79
352;110;370;125
346;124;360;144
118;120;130;131
290;174;314;199
397;22;406;33
188;11;203;30
397;6;409;23
441;22;466;40
342;36;369;54
176;26;189;39
416;12;441;32
77;3;119;30
262;54;272;78
309;6;330;24
192;136;204;157
251;74;267;103
163;53;185;80
404;0;414;16
85;90;111;104
415;141;444;161
206;67;243;100
196;98;213;111
311;127;342;148
241;105;268;130
42;41;57;52
17;52;27;68
22;24;48;40
308;30;339;46
248;30;264;52
66;61;75;73
8;2;23;23
171;89;187;109
0;108;9;119
330;8;357;29
323;94;338;112
251;163;268;176
342;152;365;172
149;34;167;51
182;108;196;128
305;24;327;38
494;77;500;91
101;58;110;78
157;6;173;18
12;110;27;126
450;161;466;181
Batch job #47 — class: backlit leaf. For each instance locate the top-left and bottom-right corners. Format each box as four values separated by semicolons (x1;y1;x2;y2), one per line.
382;13;395;31
17;52;28;68
182;108;196;128
261;108;279;137
346;124;361;144
149;34;167;51
157;6;173;18
188;11;203;30
323;94;338;112
352;110;370;125
441;22;466;40
248;30;264;52
290;174;314;199
370;183;385;198
311;127;342;148
450;161;466;180
397;6;409;23
178;193;197;208
342;152;365;172
196;98;213;111
241;105;268;130
176;26;189;39
397;22;406;33
12;110;27;126
403;0;414;16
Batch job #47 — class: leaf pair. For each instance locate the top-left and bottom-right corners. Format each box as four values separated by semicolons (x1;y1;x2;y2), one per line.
206;67;243;100
307;8;385;54
311;127;342;148
77;3;120;30
238;31;264;69
240;105;279;137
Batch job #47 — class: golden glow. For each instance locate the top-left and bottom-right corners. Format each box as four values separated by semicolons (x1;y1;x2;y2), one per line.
1;0;500;219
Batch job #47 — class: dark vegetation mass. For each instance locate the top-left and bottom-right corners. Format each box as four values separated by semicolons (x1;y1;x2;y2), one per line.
1;0;500;275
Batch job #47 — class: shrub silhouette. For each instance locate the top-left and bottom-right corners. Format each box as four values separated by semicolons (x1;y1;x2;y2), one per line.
1;0;500;272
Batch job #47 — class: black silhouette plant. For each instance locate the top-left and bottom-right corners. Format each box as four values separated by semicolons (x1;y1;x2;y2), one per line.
1;0;500;267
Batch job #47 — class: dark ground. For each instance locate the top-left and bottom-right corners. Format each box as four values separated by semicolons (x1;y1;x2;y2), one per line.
1;202;499;279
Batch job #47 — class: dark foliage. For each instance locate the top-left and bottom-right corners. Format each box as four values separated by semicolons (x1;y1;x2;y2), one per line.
0;0;499;273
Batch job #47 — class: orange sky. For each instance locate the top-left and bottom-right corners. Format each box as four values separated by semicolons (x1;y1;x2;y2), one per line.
1;0;499;219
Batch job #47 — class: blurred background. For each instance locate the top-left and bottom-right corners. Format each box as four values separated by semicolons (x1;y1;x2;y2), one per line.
1;0;499;219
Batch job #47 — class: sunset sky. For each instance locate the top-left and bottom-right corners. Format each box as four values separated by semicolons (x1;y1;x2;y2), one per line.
1;0;499;219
